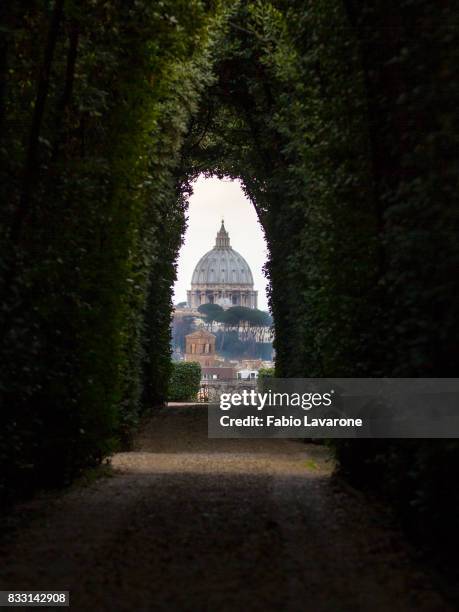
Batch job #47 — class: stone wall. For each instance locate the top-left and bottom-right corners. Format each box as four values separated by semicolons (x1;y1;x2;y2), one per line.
198;378;257;402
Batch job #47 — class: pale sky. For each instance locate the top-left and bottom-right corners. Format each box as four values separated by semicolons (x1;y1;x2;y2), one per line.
173;175;269;311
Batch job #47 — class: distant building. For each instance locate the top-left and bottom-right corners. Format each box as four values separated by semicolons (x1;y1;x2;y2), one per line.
237;369;259;380
238;358;263;371
187;221;258;309
173;305;201;318
202;366;236;381
184;329;217;367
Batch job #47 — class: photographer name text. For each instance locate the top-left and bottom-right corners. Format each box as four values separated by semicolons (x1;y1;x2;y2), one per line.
220;414;363;428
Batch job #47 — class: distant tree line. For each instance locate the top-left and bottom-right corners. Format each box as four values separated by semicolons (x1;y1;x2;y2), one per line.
198;304;272;341
171;304;273;359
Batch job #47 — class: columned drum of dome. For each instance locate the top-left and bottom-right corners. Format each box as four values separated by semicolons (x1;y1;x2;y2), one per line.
187;221;258;309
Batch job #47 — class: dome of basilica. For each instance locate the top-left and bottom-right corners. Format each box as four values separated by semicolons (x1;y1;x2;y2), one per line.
187;221;258;309
191;223;254;286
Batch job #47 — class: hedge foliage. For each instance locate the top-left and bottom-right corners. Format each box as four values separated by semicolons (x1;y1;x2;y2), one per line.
168;362;202;402
0;0;223;498
1;0;458;559
178;0;459;555
257;368;275;381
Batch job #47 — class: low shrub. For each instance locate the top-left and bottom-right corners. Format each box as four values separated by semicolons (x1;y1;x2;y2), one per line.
258;367;275;381
168;362;201;402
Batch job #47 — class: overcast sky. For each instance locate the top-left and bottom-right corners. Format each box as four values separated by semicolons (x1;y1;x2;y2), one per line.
173;176;269;311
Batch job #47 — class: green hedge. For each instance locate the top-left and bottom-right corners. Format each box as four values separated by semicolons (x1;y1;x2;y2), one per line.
177;0;459;558
258;368;275;381
0;0;221;500
168;362;201;402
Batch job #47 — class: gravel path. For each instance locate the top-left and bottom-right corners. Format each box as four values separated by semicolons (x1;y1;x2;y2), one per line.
0;406;451;611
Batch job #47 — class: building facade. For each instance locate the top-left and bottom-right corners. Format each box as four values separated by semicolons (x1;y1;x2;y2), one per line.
187;221;258;309
184;329;217;367
201;366;236;381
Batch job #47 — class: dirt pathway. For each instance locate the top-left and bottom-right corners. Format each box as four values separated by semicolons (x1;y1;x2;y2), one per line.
0;406;451;611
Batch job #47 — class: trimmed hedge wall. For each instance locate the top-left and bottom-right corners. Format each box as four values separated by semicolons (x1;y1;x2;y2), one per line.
0;0;222;499
168;362;202;402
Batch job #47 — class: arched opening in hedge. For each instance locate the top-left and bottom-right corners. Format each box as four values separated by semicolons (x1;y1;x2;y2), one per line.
168;3;379;381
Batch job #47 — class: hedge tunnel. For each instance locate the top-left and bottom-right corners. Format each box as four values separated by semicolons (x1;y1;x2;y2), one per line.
0;0;458;551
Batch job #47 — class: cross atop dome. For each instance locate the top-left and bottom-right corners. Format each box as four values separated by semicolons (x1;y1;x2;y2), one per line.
215;219;230;249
